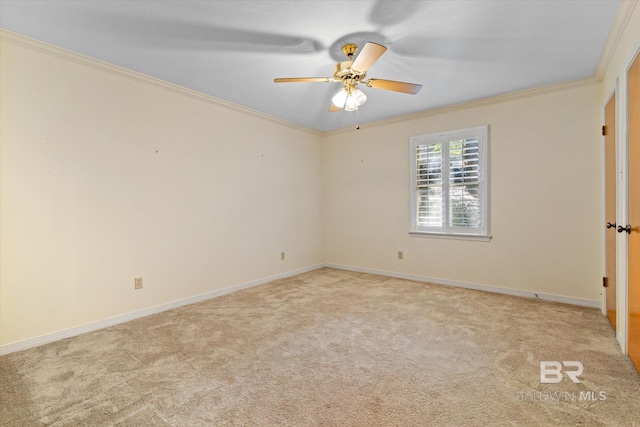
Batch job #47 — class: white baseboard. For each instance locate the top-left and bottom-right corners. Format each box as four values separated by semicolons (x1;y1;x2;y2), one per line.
324;263;601;308
1;262;601;356
0;264;324;356
617;332;626;354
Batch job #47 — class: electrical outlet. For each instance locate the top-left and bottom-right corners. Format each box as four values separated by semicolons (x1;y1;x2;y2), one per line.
281;252;286;261
398;251;404;260
134;277;143;290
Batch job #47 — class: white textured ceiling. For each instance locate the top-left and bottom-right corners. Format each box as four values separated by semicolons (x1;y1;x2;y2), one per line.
0;0;619;132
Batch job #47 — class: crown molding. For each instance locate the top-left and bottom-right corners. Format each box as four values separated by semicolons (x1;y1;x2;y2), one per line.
0;29;322;137
323;76;599;136
0;25;611;139
595;0;638;80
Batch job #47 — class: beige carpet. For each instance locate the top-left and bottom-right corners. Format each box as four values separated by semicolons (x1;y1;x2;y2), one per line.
1;268;640;426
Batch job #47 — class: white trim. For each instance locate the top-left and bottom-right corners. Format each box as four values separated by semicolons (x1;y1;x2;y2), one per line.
409;232;491;242
409;125;490;238
602;82;617;317
324;263;601;308
0;264;324;356
325;78;599;136
0;29;603;139
618;331;625;348
0;29;322;137
0;261;602;355
595;0;639;81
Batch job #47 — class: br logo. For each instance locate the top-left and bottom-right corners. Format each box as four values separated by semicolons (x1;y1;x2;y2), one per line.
540;361;584;383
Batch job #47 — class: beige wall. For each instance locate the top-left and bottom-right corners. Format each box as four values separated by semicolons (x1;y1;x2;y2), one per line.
322;81;602;301
0;35;323;346
5;5;638;348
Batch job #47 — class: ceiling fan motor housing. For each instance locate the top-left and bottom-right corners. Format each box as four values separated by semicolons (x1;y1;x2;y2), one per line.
333;43;366;82
333;61;366;81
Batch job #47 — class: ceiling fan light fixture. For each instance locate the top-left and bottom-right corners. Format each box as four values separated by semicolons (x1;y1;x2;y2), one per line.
344;99;358;111
344;88;367;111
331;88;348;108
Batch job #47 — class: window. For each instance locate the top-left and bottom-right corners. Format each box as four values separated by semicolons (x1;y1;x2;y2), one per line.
410;125;490;240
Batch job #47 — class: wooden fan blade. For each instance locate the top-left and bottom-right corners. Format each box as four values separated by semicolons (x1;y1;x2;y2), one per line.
351;42;387;73
366;78;422;94
329;102;342;112
274;77;334;83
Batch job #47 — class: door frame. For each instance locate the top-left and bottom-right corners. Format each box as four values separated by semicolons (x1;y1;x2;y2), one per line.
601;82;617;320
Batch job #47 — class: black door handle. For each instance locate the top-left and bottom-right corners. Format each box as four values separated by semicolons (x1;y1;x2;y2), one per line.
617;224;631;234
607;222;616;229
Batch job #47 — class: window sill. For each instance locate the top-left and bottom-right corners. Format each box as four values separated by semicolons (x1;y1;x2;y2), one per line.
409;232;492;242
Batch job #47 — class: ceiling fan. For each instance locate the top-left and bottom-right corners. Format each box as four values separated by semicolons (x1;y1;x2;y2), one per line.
274;42;422;113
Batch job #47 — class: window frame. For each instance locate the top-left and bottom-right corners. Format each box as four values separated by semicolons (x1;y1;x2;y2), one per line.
409;125;491;241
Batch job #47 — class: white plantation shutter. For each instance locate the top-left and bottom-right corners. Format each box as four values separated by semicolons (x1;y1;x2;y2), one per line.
448;138;480;229
416;143;443;228
410;126;489;239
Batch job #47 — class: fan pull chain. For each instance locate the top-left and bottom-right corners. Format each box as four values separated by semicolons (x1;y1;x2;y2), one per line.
356;108;360;130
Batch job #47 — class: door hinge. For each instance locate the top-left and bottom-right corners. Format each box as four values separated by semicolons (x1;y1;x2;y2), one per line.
603;276;608;288
602;125;607;136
